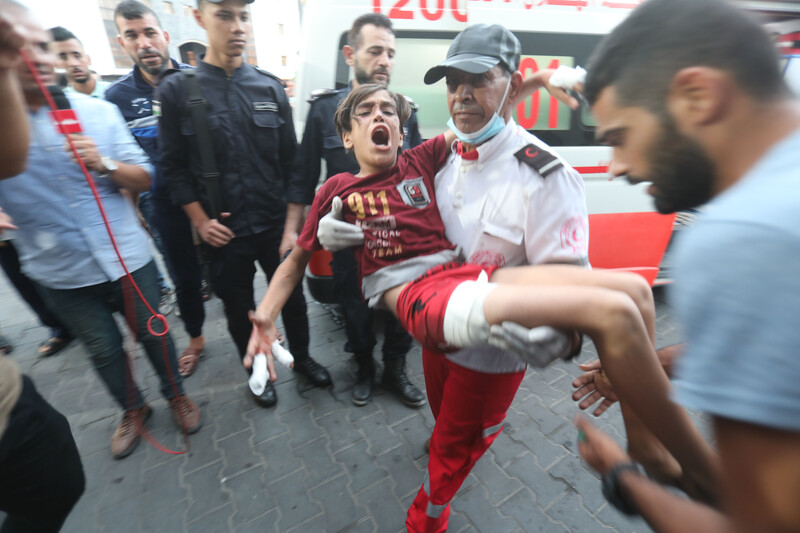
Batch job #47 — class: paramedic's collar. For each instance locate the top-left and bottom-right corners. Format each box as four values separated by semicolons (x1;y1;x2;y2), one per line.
449;119;518;164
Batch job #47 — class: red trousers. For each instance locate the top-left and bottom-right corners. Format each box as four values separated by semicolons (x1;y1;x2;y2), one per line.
406;347;525;532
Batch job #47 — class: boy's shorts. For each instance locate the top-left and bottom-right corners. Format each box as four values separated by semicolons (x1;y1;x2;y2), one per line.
395;262;499;352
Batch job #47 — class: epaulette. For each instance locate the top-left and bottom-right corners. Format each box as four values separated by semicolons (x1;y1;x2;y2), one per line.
513;144;564;177
307;88;338;104
403;94;419;111
253;65;286;86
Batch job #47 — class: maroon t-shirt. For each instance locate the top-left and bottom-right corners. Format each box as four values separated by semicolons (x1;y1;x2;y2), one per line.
297;134;455;279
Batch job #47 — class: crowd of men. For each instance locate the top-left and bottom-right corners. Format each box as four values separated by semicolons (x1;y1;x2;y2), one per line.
0;0;799;532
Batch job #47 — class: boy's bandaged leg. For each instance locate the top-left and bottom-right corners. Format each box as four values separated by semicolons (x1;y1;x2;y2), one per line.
441;270;497;348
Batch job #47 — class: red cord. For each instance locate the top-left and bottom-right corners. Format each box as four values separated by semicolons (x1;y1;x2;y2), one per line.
19;50;188;455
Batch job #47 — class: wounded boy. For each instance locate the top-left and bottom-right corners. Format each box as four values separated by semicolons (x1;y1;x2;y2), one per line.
246;83;657;359
246;82;644;360
246;84;718;498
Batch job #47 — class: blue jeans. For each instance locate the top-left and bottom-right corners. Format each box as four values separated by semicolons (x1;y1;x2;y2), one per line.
37;261;184;411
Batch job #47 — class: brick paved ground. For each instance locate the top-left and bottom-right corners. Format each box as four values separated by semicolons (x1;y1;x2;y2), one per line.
0;266;691;532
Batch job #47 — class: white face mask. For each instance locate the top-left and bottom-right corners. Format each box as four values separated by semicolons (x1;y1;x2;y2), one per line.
447;76;512;145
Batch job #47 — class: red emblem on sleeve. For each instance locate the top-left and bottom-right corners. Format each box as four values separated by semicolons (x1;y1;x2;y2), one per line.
560;216;588;254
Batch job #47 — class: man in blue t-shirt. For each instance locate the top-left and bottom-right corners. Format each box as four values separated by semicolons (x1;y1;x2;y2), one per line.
575;0;800;531
105;0;206;378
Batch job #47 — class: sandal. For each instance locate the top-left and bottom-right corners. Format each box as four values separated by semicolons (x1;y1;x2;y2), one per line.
0;335;13;356
178;346;202;378
38;336;73;358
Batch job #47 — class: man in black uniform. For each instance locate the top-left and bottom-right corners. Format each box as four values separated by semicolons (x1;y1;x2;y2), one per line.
298;13;425;407
156;0;331;408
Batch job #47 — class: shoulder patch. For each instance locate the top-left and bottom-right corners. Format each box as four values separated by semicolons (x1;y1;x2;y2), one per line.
307;88;338;103
514;144;563;177
403;94;419;111
253;66;285;85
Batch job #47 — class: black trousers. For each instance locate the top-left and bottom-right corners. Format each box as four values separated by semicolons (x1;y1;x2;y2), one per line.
210;231;310;364
331;248;412;360
0;376;85;533
0;241;70;339
152;198;206;339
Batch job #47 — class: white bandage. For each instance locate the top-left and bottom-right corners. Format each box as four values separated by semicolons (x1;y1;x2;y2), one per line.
549;65;586;90
249;353;269;395
442;270;497;348
271;340;294;368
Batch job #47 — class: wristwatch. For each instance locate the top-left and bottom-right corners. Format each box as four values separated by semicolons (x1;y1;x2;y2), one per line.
601;461;647;515
99;156;118;176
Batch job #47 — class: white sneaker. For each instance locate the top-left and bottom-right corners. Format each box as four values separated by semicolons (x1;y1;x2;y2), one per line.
159;288;176;315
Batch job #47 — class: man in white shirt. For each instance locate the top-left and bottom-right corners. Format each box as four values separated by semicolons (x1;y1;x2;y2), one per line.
50;26;109;98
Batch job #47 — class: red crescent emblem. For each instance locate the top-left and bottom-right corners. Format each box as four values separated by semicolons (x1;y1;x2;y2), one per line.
525;147;539;158
560;216;588;254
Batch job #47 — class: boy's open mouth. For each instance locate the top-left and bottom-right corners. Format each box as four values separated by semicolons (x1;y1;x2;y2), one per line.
371;124;390;147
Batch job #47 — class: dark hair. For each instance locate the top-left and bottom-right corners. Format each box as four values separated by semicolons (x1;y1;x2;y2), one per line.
50;26;80;45
334;84;411;148
114;0;162;29
347;13;393;50
585;0;788;111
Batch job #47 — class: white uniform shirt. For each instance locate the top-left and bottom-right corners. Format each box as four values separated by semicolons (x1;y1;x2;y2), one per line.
436;119;589;373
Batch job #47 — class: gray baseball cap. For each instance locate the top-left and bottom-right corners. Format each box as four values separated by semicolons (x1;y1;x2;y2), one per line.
424;24;521;85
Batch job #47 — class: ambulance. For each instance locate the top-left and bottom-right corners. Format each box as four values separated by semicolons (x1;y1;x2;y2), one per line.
294;0;800;300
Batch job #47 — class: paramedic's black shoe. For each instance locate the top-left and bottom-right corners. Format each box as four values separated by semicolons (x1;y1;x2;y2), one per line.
352;352;375;406
382;355;425;408
293;357;332;387
352;379;373;406
251;380;277;408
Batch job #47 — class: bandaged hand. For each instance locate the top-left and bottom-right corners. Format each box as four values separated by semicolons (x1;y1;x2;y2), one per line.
248;340;294;395
488;323;576;367
548;65;586;92
316;196;364;252
244;311;278;370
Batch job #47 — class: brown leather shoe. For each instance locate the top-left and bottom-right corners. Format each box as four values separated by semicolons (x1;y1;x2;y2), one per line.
111;404;152;460
169;395;202;434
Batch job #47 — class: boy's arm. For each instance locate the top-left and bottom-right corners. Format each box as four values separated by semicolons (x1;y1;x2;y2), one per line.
244;245;313;368
515;68;581;110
